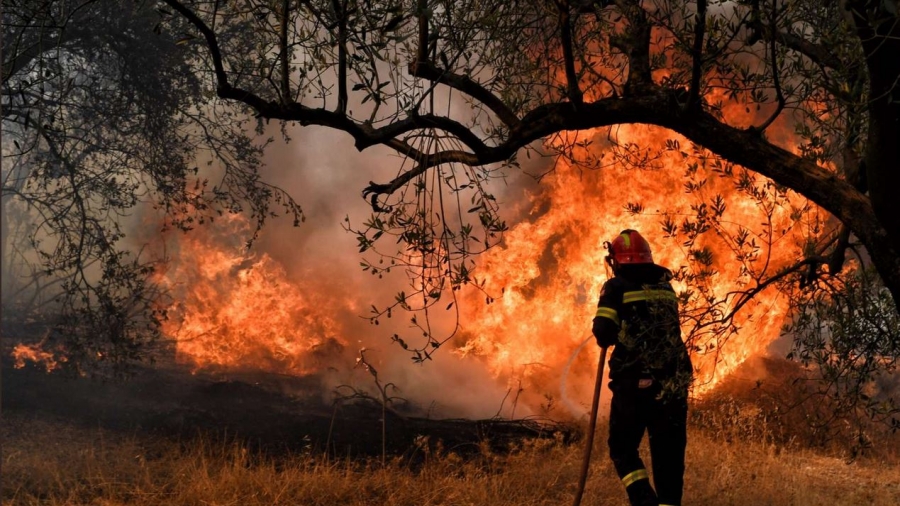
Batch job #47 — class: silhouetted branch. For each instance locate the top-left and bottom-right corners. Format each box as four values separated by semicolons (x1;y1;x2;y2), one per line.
555;0;583;105
686;0;707;110
751;1;786;133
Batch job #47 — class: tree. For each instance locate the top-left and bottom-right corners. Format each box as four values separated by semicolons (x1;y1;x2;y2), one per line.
155;0;899;426
5;0;897;415
158;0;899;309
2;0;301;372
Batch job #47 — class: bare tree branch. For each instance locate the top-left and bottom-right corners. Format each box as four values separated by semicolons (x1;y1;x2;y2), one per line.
612;0;653;92
751;0;786;133
334;0;348;114
555;0;583;105
409;62;522;128
1;0;99;82
409;1;520;127
161;0;230;86
686;0;707;110
279;0;291;105
746;0;844;70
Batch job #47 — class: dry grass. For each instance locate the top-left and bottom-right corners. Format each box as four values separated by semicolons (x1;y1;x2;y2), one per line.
2;412;899;506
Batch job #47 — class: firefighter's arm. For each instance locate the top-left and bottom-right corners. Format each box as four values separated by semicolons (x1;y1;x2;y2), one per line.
592;280;623;348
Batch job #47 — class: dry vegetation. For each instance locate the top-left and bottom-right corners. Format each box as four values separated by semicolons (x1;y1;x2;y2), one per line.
3;409;899;506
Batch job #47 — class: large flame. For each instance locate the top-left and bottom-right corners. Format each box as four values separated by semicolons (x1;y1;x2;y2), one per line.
146;122;815;416
3;7;837;419
154;215;347;376
456;124;809;402
12;121;815;417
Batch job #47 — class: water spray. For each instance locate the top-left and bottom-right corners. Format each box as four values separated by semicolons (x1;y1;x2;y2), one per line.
560;335;596;417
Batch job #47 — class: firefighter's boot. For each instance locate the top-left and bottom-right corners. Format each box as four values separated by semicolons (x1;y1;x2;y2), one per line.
622;469;658;506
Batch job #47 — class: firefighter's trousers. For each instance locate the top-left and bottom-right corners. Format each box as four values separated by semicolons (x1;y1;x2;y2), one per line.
608;379;688;506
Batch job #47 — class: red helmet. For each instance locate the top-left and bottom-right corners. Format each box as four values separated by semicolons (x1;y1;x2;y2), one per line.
607;229;654;265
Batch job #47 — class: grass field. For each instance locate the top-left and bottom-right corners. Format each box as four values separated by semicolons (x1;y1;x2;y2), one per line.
3;410;899;506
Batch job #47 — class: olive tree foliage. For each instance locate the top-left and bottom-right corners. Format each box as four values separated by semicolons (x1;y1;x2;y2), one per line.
159;0;899;297
1;0;301;373
783;267;900;436
161;0;899;421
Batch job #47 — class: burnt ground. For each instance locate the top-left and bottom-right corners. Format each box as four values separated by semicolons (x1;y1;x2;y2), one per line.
1;362;573;459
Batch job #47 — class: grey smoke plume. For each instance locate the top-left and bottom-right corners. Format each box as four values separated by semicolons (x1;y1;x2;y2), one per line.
151;118;550;420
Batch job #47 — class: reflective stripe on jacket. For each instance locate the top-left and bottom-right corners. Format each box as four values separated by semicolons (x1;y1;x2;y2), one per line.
592;263;692;385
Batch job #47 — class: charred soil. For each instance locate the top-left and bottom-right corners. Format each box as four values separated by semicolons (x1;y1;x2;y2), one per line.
1;362;572;459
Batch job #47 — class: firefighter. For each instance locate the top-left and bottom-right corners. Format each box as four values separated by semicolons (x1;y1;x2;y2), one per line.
592;229;693;506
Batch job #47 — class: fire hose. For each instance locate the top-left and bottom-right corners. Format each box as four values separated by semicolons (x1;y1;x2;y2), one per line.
571;344;608;506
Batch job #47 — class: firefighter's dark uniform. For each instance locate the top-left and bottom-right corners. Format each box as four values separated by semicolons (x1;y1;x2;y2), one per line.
593;263;693;506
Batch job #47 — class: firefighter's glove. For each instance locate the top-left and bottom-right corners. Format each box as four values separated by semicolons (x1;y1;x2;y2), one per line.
592;317;618;348
595;333;617;348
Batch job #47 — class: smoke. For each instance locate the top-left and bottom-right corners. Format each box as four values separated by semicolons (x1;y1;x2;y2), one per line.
10;112;804;421
137;116;552;420
60;1;823;418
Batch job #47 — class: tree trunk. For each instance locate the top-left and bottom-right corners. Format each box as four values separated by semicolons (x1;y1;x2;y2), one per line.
0;194;10;296
855;8;900;255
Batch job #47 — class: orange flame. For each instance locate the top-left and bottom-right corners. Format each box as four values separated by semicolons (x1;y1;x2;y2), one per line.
456;124;812;403
151;128;819;416
12;342;65;372
155;215;346;375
